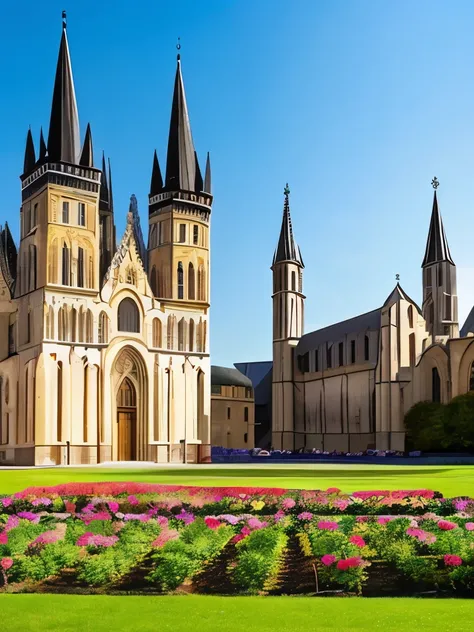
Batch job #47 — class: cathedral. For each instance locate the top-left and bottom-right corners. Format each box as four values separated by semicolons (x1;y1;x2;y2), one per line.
0;19;212;465
271;180;474;453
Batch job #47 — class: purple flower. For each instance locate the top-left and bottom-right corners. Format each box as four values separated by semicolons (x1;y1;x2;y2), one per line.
176;510;195;525
123;513;150;522
454;500;469;512
17;512;40;524
31;498;52;507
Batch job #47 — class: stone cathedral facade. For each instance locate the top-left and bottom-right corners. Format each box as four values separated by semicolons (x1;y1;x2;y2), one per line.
0;21;212;465
271;180;474;453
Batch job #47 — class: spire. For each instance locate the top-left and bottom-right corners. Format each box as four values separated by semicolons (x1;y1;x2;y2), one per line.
99;152;110;210
422;178;454;267
79;123;94;167
23;128;36;175
203;152;211;194
150;150;163;196
47;17;80;164
273;184;304;267
165;53;199;192
108;157;114;213
128;195;147;268
38;127;47;164
194;151;203;192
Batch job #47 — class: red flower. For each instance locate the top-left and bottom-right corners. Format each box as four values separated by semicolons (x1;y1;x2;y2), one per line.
204;516;222;530
337;556;362;571
438;520;458;531
349;535;366;548
0;558;13;571
444;554;462;567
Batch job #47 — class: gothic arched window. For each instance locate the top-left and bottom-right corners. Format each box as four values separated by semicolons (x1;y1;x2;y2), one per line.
188;263;195;300
98;311;109;344
167;315;176;350
469;363;474;392
291;271;296;291
408;305;414;329
432;367;441;402
409;333;415;366
178;318;185;351
153;318;162;348
118;298;140;333
189;318;195;352
62;243;70;286
177;262;184;299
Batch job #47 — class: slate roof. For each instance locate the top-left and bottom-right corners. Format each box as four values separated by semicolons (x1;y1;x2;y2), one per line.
422;190;454;267
211;365;253;388
272;186;303;267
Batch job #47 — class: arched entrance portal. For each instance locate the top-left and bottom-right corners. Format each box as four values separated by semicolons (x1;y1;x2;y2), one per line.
112;347;148;461
117;378;137;461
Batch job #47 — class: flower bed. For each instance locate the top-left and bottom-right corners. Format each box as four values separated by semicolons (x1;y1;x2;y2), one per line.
0;484;473;596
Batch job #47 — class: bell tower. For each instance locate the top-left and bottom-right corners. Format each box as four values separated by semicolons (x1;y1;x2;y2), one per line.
271;185;305;450
421;178;458;341
17;15;104;351
147;50;212;318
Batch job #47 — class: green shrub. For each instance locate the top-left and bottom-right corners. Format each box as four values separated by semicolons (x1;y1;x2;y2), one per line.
232;526;288;593
404;401;448;451
444;392;474;451
15;542;81;581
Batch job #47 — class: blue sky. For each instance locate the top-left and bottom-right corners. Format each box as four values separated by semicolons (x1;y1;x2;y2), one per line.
2;1;474;366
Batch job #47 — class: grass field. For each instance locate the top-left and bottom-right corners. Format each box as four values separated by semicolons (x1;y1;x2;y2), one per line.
0;462;473;496
0;462;473;630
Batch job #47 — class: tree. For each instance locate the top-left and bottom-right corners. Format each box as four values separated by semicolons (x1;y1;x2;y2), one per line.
404;401;448;452
444;392;474;451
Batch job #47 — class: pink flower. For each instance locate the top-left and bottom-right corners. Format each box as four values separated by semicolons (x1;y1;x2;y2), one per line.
248;517;267;530
232;534;245;543
281;498;296;510
107;502;119;513
5;516;19;531
317;521;339;531
31;498;52;507
274;510;285;522
156;516;169;527
297;512;313;521
438;520;458;531
356;516;368;523
349;535;366;548
326;488;341;494
241;527;251;536
454;500;469;512
465;522;474;531
1;497;13;508
444;554;462;567
333;499;350;511
81;511;111;525
0;558;13;571
204;516;222;530
17;511;40;523
81;503;95;513
377;516;394;525
407;528;428;541
321;554;336;566
0;531;7;545
31;530;62;546
123;513;150;522
76;533;118;547
337;556;362;571
176;510;195;525
152;529;179;547
128;495;139;506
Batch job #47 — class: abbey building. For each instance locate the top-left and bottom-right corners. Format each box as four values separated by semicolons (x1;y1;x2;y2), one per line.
0;20;211;465
271;180;474;452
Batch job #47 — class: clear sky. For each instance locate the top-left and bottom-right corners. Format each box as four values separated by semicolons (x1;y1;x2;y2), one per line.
2;1;474;367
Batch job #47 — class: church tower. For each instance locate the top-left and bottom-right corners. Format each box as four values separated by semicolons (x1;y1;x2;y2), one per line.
271;185;305;450
147;50;212;315
421;178;458;340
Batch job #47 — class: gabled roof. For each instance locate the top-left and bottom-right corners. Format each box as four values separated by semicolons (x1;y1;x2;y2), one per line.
103;195;146;286
461;306;474;338
47;23;80;164
164;55;201;192
422;189;454;267
296;308;381;356
382;283;422;315
272;185;303;267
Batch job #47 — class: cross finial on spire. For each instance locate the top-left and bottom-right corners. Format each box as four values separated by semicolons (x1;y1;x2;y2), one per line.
176;37;181;60
431;177;439;190
284;183;290;197
62;10;67;29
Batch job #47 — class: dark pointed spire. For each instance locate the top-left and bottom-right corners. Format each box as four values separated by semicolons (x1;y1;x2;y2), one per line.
23;128;36;175
47;18;80;164
422;179;454;267
203;152;211;194
150;150;163;196
165;54;199;192
108;157;114;213
128;194;147;269
99;151;110;210
273;184;304;267
38;127;47;164
0;222;17;294
79;123;94;167
194;151;203;192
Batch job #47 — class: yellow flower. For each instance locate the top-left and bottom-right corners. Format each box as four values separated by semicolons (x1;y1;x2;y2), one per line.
250;500;265;511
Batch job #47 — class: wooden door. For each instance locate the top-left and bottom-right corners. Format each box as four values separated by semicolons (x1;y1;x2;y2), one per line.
117;411;136;461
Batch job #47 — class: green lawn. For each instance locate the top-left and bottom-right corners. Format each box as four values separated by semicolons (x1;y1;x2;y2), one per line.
0;463;473;497
1;462;474;630
0;594;473;631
